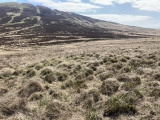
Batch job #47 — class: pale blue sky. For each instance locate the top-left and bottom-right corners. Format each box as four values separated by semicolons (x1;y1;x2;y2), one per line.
1;0;160;29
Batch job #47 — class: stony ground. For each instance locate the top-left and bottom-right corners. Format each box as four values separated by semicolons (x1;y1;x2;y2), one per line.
0;37;160;120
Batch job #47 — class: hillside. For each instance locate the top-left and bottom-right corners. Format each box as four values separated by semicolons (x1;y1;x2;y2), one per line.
0;2;160;46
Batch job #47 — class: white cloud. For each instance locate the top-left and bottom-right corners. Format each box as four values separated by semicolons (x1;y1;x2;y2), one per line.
27;0;101;12
67;0;81;3
83;14;159;28
89;0;114;5
90;0;160;12
132;0;160;12
83;14;151;22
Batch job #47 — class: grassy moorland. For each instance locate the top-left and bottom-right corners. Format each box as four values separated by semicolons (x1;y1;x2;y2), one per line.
0;38;160;120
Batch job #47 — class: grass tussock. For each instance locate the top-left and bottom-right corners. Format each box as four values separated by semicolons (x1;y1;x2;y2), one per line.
0;87;8;96
45;101;71;120
100;80;119;96
86;108;102;120
0;98;28;116
75;89;101;106
103;90;143;117
25;68;36;77
18;81;43;97
1;39;160;119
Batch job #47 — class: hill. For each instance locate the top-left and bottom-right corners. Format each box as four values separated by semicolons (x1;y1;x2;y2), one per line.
0;2;159;46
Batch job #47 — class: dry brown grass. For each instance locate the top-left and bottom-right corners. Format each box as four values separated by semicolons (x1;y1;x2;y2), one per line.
0;37;160;119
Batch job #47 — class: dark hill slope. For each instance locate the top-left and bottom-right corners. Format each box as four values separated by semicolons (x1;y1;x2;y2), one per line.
0;2;159;46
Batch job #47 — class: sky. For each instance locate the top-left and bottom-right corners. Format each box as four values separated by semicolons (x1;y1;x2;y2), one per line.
1;0;160;29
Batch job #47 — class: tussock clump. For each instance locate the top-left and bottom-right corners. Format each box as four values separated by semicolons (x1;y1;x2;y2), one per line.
117;74;131;82
132;76;141;85
0;67;15;77
87;62;100;71
27;63;38;68
88;61;100;67
89;89;102;103
108;57;118;63
75;89;101;106
122;66;131;73
86;75;94;81
119;75;141;91
83;68;94;77
45;102;70;120
129;58;154;68
141;59;154;66
40;68;53;76
103;100;137;117
124;56;130;60
103;90;142;117
95;67;106;75
112;62;123;70
45;102;61;119
41;60;51;66
50;59;62;66
98;72;111;81
129;59;141;68
136;67;153;75
13;69;24;76
88;64;97;71
148;54;157;59
150;88;160;99
147;82;159;88
57;62;74;71
72;67;93;79
121;81;139;91
75;73;86;80
100;80;119;96
56;72;68;82
0;75;4;79
70;64;82;75
25;68;36;77
35;63;43;70
120;57;128;62
44;73;56;84
0;87;8;96
29;93;43;101
48;90;64;100
62;79;87;92
0;98;28;116
103;56;118;64
18;81;43;97
153;73;160;81
86;108;102;120
40;68;57;83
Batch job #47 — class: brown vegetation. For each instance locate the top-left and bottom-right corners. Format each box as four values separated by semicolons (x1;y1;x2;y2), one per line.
0;38;160;119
